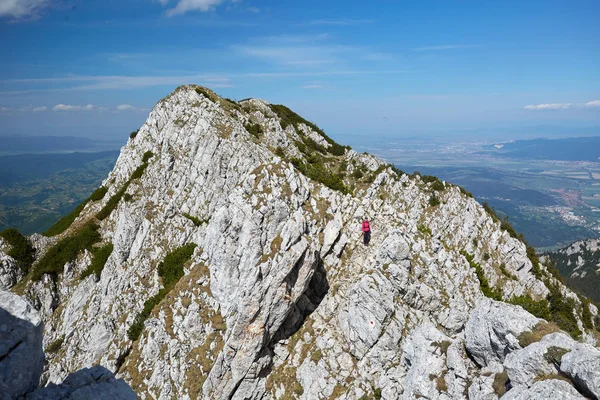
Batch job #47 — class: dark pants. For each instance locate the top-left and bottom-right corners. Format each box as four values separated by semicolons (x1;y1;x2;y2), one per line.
363;230;371;245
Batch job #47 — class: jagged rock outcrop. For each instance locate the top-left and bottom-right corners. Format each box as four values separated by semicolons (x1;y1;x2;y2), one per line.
1;85;599;399
0;290;44;399
0;290;137;400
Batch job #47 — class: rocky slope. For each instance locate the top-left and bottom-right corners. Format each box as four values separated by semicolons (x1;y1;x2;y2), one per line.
1;85;599;399
0;290;136;399
546;237;600;303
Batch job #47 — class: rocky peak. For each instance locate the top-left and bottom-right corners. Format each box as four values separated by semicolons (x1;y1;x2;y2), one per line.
1;85;599;399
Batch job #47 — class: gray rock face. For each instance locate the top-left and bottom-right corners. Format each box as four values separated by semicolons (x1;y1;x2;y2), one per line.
25;366;137;400
0;290;44;400
561;346;600;399
501;379;585;400
7;85;598;399
0;240;22;290
503;332;579;388
465;298;540;367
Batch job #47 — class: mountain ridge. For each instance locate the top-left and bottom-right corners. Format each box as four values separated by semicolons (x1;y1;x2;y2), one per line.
1;84;599;400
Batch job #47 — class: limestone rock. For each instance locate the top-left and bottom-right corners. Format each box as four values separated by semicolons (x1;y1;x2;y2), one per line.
560;346;600;399
0;290;44;400
25;366;137;400
504;332;579;388
466;298;539;367
501;379;585;400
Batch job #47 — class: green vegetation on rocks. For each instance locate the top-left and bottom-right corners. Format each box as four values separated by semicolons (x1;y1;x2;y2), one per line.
80;243;114;280
244;123;263;138
461;250;503;301
97;151;153;221
32;222;101;281
183;213;207;227
0;228;35;273
269;104;349;156
128;243;197;341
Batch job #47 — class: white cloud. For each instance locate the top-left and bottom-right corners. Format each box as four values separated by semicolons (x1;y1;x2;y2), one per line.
117;104;134;110
165;0;224;16
524;101;600;110
246;6;259;13
586;100;600;108
0;0;49;19
32;106;47;111
524;103;572;110
52;104;96;111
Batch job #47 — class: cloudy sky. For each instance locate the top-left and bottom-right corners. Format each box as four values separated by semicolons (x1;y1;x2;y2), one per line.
1;0;599;140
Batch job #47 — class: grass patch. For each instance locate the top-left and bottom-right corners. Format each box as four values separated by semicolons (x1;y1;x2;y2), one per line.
46;335;65;354
417;224;432;236
517;322;560;347
461;250;502;301
0;228;35;273
492;370;509;397
44;186;108;237
128;243;197;341
80;243;113;280
32;222;101;281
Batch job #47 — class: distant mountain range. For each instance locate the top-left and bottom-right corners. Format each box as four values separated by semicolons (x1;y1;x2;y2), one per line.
482;136;600;162
547;237;600;303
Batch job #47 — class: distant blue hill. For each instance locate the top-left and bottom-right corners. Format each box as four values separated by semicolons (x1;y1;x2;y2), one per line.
481;136;600;162
0;136;97;153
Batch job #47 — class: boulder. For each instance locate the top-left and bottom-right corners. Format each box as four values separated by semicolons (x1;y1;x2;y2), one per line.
0;290;44;400
560;346;600;399
466;298;539;367
501;379;585;400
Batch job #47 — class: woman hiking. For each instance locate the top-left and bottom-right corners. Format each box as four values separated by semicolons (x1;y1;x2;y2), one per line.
362;217;371;245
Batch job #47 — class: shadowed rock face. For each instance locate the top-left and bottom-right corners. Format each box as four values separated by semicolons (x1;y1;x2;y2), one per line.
0;86;598;399
0;290;44;399
1;291;137;400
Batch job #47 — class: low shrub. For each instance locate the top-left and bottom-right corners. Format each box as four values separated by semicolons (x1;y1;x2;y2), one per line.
269;104;348;156
80;243;114;280
183;213;206;227
245;123;263;138
429;195;441;207
510;295;551;321
0;228;35;273
461;251;502;301
32;223;101;281
129;130;138;139
291;158;351;195
97;152;153;221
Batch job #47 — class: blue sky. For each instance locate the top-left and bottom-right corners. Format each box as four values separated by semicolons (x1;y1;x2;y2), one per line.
1;0;599;141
